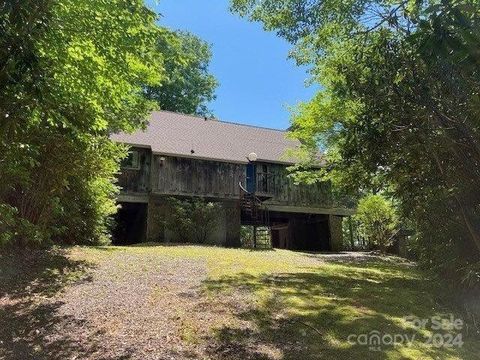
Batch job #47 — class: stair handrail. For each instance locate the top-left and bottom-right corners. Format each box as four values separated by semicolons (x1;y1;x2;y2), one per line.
239;181;249;195
238;182;264;207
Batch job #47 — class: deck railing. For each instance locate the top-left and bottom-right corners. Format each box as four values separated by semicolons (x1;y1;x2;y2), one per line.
255;172;276;196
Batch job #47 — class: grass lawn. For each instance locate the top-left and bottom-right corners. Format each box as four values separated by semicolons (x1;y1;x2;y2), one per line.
1;245;478;359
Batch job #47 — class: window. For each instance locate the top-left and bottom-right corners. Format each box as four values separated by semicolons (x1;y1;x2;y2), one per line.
121;150;140;170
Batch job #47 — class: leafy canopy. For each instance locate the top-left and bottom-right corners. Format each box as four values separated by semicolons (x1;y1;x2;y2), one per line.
1;1;219;247
231;0;480;290
147;29;218;116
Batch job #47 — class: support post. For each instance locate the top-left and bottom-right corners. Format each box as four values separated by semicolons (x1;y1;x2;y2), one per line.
146;198;167;242
329;215;344;251
224;200;241;247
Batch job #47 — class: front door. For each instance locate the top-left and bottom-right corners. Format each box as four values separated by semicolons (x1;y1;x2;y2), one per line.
246;163;256;193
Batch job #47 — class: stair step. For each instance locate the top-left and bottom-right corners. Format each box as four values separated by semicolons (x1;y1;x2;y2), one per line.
240;190;271;249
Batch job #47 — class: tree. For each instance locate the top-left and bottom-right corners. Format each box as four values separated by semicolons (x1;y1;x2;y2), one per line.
354;194;398;252
1;1;220;247
0;0;162;246
146;29;218;116
231;0;480;290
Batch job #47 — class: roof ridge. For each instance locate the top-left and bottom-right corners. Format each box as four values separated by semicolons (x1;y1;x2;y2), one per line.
153;110;289;133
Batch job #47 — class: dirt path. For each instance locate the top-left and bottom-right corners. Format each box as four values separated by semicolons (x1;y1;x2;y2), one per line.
51;254;211;359
1;250;270;360
2;253;197;359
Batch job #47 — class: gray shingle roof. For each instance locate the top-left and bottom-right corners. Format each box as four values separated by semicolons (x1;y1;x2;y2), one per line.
111;111;302;164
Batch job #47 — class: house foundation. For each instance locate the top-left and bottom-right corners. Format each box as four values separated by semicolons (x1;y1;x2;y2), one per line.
224;201;242;247
114;197;345;251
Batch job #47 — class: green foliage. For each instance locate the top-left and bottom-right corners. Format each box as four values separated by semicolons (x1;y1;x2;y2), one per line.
240;225;254;247
53;139;126;245
0;204;44;248
231;0;480;292
354;194;398;252
164;198;221;244
146;29;218;116
0;0;161;247
0;1;218;248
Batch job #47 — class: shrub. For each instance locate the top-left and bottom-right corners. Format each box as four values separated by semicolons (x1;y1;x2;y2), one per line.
354;194;398;252
164;198;221;244
240;226;254;248
0;204;46;248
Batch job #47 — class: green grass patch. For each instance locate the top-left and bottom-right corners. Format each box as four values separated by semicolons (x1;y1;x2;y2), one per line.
5;244;478;359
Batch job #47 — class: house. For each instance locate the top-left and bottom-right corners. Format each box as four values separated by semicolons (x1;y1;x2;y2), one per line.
111;111;353;250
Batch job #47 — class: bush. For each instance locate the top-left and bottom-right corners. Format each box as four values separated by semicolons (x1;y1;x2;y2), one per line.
52;139;124;246
0;204;46;249
0;132;125;248
164;198;221;244
354;194;398;252
240;226;254;248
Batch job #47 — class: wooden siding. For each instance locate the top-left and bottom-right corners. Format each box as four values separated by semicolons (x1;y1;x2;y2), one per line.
150;155;245;198
119;152;337;209
258;162;333;207
118;147;151;193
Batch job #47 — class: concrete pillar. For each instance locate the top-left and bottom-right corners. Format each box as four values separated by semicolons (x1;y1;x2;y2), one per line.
209;205;226;246
146;198;167;242
287;217;300;250
224;200;241;248
329;215;344;251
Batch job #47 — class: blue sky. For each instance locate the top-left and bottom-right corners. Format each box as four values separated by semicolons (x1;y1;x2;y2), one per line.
146;0;316;130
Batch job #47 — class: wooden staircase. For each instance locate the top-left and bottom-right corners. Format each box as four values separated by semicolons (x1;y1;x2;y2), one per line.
239;184;272;249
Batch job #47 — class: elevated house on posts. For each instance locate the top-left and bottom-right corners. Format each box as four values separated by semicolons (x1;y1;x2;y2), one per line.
111;111;353;250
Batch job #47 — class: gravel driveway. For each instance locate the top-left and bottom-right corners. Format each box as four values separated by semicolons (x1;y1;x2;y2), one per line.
1;250;255;360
